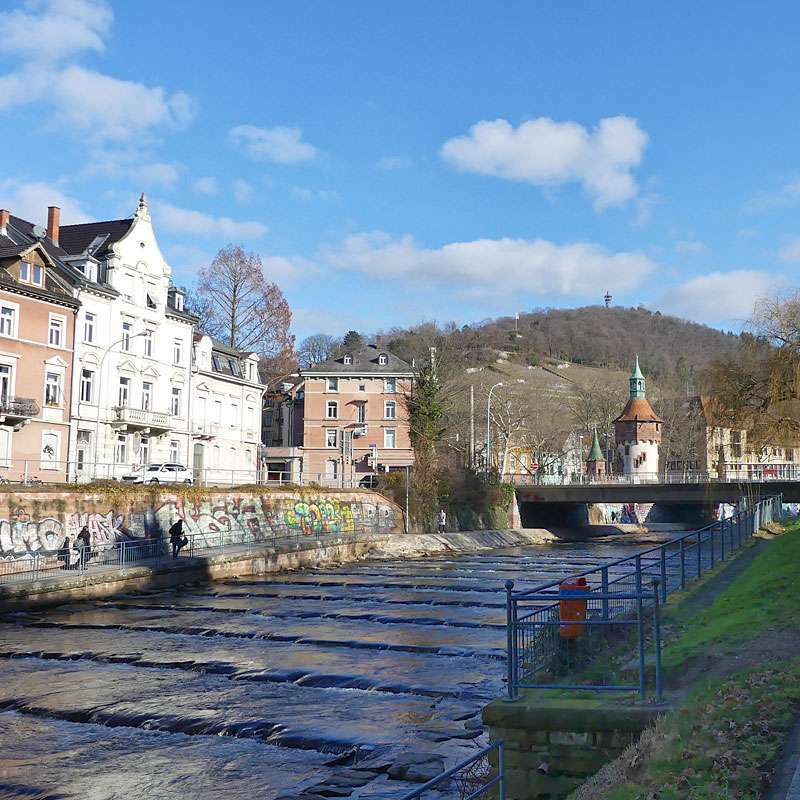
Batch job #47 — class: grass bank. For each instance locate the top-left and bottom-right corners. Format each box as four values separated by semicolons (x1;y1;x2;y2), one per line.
570;520;800;800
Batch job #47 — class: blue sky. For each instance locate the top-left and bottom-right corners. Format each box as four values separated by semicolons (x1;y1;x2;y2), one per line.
1;0;798;339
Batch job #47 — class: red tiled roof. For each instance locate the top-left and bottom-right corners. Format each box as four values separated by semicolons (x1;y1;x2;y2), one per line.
615;398;663;423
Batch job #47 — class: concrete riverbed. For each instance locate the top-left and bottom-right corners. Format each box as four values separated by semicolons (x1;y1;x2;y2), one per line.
0;531;675;800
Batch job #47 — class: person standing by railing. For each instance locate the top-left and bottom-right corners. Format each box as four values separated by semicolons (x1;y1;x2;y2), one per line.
77;526;91;570
169;519;188;558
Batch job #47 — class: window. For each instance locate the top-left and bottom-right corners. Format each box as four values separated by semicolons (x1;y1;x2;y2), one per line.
343;354;352;365
83;312;95;343
231;402;239;427
214;399;223;422
41;432;58;469
326;429;338;448
19;261;30;282
326;400;338;419
32;264;43;286
114;434;127;464
141;382;152;411
140;436;150;466
356;402;366;423
0;364;11;405
121;274;134;302
384;377;396;393
171;387;181;416
80;369;94;403
327;377;338;392
378;353;388;365
358;382;366;392
229;446;236;466
384;428;396;449
146;293;157;309
173;339;182;365
174;293;184;312
212;445;220;467
384;400;396;419
326;459;338;480
169;440;180;462
143;330;153;357
44;372;61;406
122;322;132;351
228;358;240;376
0;306;16;336
118;376;130;407
48;316;63;346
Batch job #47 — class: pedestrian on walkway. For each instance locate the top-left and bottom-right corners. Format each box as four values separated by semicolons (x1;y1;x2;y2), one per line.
438;508;447;534
77;525;91;569
58;535;71;570
169;519;188;558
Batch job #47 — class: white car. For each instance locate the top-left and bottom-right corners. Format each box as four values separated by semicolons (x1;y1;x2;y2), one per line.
122;463;193;485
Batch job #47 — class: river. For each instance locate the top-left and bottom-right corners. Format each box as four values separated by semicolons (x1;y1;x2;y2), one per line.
0;536;665;800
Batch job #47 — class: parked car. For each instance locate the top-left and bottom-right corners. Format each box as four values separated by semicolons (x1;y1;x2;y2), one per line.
122;463;193;485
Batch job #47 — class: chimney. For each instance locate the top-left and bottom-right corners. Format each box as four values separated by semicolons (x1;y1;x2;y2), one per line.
47;206;60;247
375;334;383;349
0;209;8;237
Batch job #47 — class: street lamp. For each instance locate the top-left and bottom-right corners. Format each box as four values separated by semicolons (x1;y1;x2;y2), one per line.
92;331;148;480
486;382;503;473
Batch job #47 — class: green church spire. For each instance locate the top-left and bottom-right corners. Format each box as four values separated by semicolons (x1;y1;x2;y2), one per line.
629;354;646;399
588;428;604;461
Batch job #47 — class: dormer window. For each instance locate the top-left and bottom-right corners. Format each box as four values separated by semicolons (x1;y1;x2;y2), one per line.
228;358;240;376
174;294;184;311
19;260;43;287
378;353;388;366
343;354;352;365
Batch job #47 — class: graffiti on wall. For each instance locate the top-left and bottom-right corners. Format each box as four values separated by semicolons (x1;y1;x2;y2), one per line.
0;493;400;560
592;502;654;525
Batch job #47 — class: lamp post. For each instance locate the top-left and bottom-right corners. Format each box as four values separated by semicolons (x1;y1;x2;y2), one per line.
92;331;148;481
486;382;503;473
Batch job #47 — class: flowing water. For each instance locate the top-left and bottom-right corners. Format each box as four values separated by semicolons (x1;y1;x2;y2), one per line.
0;537;663;800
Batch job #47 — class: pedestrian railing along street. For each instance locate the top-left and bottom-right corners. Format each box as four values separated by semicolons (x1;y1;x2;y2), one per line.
399;742;505;800
0;523;386;587
509;470;800;485
504;495;783;701
0;457;378;489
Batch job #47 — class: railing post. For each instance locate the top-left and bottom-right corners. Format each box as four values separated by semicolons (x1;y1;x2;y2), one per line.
636;588;646;702
659;546;667;603
720;519;726;561
696;530;702;578
505;580;516;700
601;566;609;620
635;553;642;600
652;578;663;703
710;524;716;569
679;537;686;591
498;742;506;800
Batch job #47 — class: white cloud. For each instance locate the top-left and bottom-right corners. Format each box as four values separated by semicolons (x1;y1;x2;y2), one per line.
230;125;318;164
744;178;800;213
326;232;654;297
136;162;182;188
378;155;413;170
658;270;778;323
232;178;254;204
262;254;318;283
0;179;91;225
156;202;267;239
778;237;800;263
0;2;194;144
291;186;338;201
675;239;707;254
0;0;112;63
440;115;648;210
193;177;218;195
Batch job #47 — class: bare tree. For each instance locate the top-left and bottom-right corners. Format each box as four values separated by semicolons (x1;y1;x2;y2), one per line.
298;334;338;367
195;244;294;357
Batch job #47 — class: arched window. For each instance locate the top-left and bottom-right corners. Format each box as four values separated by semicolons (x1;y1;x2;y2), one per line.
378;353;388;366
343;354;352;365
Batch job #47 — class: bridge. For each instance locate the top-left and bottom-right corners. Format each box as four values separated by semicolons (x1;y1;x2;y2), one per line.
509;474;798;527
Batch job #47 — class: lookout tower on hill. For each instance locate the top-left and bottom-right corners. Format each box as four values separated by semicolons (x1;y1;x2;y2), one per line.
614;356;662;478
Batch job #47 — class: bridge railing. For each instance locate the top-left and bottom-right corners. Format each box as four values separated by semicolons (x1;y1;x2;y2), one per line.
509;470;800;485
504;494;783;700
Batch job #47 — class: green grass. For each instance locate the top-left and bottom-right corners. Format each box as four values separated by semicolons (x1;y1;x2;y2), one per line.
599;661;800;800
663;521;800;668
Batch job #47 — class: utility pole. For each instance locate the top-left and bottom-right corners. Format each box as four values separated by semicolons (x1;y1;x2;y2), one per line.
469;384;475;468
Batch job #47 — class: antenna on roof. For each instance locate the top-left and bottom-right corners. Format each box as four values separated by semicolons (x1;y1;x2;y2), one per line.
31;225;46;240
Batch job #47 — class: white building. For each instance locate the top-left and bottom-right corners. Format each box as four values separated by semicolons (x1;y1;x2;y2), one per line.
190;334;264;483
59;195;197;480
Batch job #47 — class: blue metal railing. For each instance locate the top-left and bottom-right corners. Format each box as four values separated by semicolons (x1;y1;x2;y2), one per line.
505;494;783;700
0;524;387;586
399;741;505;800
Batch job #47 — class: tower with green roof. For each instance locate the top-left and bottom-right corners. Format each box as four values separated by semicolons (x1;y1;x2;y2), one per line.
586;427;606;479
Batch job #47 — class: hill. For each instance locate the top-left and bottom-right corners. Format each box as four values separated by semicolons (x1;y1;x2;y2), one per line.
384;306;741;388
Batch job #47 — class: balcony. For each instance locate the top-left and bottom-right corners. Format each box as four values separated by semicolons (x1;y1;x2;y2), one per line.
112;406;172;434
192;420;221;439
0;396;39;429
